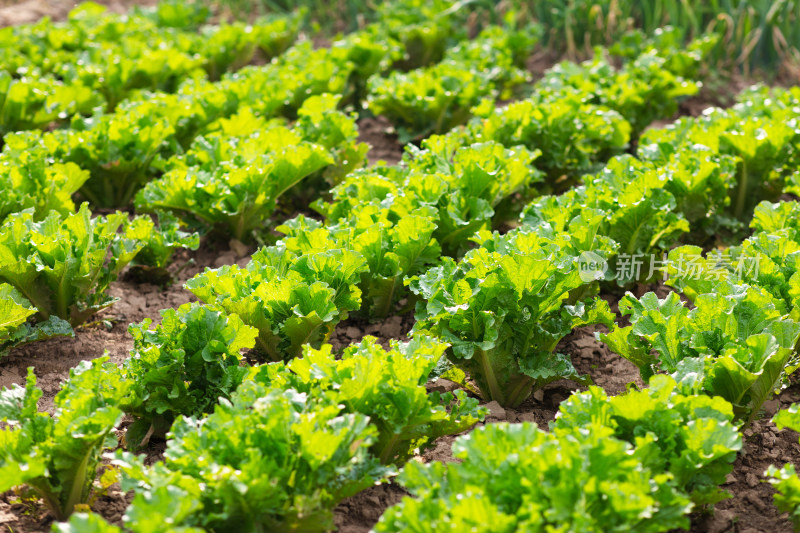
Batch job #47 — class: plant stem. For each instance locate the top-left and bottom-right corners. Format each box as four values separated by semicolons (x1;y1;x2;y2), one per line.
375;276;398;319
378;433;400;465
735;160;749;219
475;347;504;405
505;376;535;409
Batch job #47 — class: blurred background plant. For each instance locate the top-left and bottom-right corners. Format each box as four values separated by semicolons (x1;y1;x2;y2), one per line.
188;0;799;78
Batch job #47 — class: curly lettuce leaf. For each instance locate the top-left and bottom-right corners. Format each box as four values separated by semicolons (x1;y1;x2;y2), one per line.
252;335;485;464
186;245;365;361
117;386;389;532
0;358;130;520
121;303;257;449
409;228;614;407
0;204;149;326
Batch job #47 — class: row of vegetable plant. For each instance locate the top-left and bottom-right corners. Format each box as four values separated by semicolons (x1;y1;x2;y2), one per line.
0;2;303;131
371;87;800;530
0;0;501;353
0;4;552;520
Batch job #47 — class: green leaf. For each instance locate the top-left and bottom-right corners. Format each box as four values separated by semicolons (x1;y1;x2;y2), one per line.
121;302;257;447
410;227;608;407
602;281;800;421
120;385;389;532
254;335;485;465
377;421;693;532
0;204;149;326
0;357;130;520
186;242;365;362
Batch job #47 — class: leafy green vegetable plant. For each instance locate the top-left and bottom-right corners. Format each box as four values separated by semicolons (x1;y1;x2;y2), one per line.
521;150;737;284
54;513;132;533
291;94;368;186
114;385;389;532
277;206;440;318
522;155;689;285
664;237;800;323
251;11;305;59
409;227;615;407
185;243;366;361
376;0;461;70
0;284;36;352
640;105;800;221
120;303;258;450
136;96;363;241
376;421;692;532
0;134;89;223
137;144;331;242
61;107;177;208
733;201;800;317
537;47;701;137
0;72;98;135
124;212;200;286
0;204;150;326
553;375;741;506
0;283;71;355
252;335;484;464
366;60;493;141
57;44;204;112
55;507;202;533
271;42;354;116
406;138;542;250
320;140;541;257
366;25;537;141
751;200;800;235
600;282;800;420
0;358;130;520
1;3;304;120
470;93;631;190
142;0;210;29
329;29;403;106
197;23;259;82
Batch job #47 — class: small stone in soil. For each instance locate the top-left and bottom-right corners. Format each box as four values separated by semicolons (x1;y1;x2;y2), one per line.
549;393;566;408
427;378;460;394
744;493;769;512
482;401;506;422
707;510;736;533
380;316;404;338
763;399;780;416
213;253;237;268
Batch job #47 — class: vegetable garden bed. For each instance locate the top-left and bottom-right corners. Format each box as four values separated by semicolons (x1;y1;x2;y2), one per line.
2;1;800;532
3;250;799;531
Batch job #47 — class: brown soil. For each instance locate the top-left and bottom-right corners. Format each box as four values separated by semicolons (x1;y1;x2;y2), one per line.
334;483;408;533
329;311;416;352
357;116;405;166
695;397;800;533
